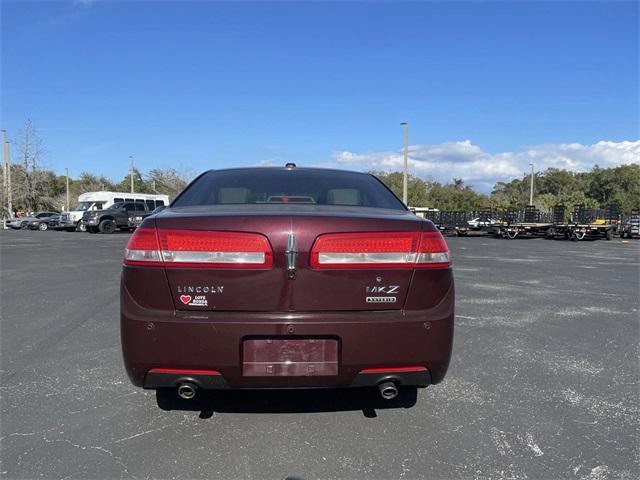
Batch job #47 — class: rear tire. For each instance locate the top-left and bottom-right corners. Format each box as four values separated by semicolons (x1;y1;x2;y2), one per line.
38;222;48;231
98;219;116;234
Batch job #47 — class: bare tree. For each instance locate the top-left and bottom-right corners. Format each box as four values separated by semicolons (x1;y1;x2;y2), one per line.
14;119;49;211
146;167;192;200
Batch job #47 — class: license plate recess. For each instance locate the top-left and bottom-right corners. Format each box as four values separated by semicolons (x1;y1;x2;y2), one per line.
242;338;338;377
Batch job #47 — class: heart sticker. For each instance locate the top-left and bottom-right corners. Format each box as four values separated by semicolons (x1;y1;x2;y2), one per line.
179;295;192;305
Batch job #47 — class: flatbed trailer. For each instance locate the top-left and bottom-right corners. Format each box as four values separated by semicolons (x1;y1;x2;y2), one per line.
498;222;554;239
548;222;616;240
547;223;615;241
456;224;494;236
420;210;483;236
493;206;554;239
546;204;619;241
455;209;495;236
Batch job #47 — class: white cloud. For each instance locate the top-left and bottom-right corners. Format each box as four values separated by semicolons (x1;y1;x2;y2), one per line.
326;140;640;192
255;156;284;167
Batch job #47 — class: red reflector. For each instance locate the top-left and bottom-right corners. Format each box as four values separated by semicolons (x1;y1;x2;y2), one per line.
124;228;273;268
148;368;221;376
360;366;427;373
310;231;450;268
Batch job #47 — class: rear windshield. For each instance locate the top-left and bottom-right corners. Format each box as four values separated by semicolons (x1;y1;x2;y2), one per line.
172;169;406;210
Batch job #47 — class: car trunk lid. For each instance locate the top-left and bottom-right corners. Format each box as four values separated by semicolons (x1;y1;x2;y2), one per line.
144;205;437;311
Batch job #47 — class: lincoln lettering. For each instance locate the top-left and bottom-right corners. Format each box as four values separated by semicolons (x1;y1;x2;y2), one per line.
177;286;224;294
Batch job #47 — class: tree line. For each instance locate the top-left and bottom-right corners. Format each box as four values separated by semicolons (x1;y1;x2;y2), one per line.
1;120;191;216
374;163;640;215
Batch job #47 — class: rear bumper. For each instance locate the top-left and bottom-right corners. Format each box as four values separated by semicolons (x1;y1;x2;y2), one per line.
143;367;432;390
121;282;454;390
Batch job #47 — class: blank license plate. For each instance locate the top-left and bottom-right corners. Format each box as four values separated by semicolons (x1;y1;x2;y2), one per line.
242;338;338;377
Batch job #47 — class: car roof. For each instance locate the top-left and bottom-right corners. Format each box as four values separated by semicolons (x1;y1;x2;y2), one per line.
200;166;372;176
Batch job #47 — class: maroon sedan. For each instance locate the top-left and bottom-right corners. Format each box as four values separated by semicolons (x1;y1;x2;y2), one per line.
121;166;454;401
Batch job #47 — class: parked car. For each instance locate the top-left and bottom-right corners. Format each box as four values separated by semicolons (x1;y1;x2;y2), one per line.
467;217;496;229
83;201;153;233
620;212;639;238
28;214;61;231
121;166;454;403
6;212;58;230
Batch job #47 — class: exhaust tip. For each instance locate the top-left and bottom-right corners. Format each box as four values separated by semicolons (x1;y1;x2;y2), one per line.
378;381;399;400
177;382;197;400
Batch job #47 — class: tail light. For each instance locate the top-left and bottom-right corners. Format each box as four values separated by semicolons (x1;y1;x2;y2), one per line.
124;228;273;268
123;228;163;266
310;231;450;269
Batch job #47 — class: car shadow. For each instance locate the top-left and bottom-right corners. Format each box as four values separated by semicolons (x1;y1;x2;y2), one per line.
155;386;418;418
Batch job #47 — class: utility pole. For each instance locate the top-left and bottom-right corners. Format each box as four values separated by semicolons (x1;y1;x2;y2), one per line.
400;122;409;205
2;129;12;222
65;168;70;212
529;163;535;205
129;155;134;193
153;180;157;193
2;130;6;222
6;140;11;218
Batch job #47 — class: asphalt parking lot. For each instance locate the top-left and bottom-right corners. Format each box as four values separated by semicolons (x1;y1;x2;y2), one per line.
1;230;638;479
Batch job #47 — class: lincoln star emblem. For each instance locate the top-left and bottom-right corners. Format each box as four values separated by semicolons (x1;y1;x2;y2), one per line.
285;232;297;279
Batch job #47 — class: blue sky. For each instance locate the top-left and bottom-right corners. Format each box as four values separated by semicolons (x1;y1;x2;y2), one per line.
2;1;638;191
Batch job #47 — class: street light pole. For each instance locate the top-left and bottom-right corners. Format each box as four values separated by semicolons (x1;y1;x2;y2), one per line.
529;163;535;205
6;141;11;218
129;155;134;194
401;122;409;205
2;130;6;220
65;168;70;212
2;129;12;221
